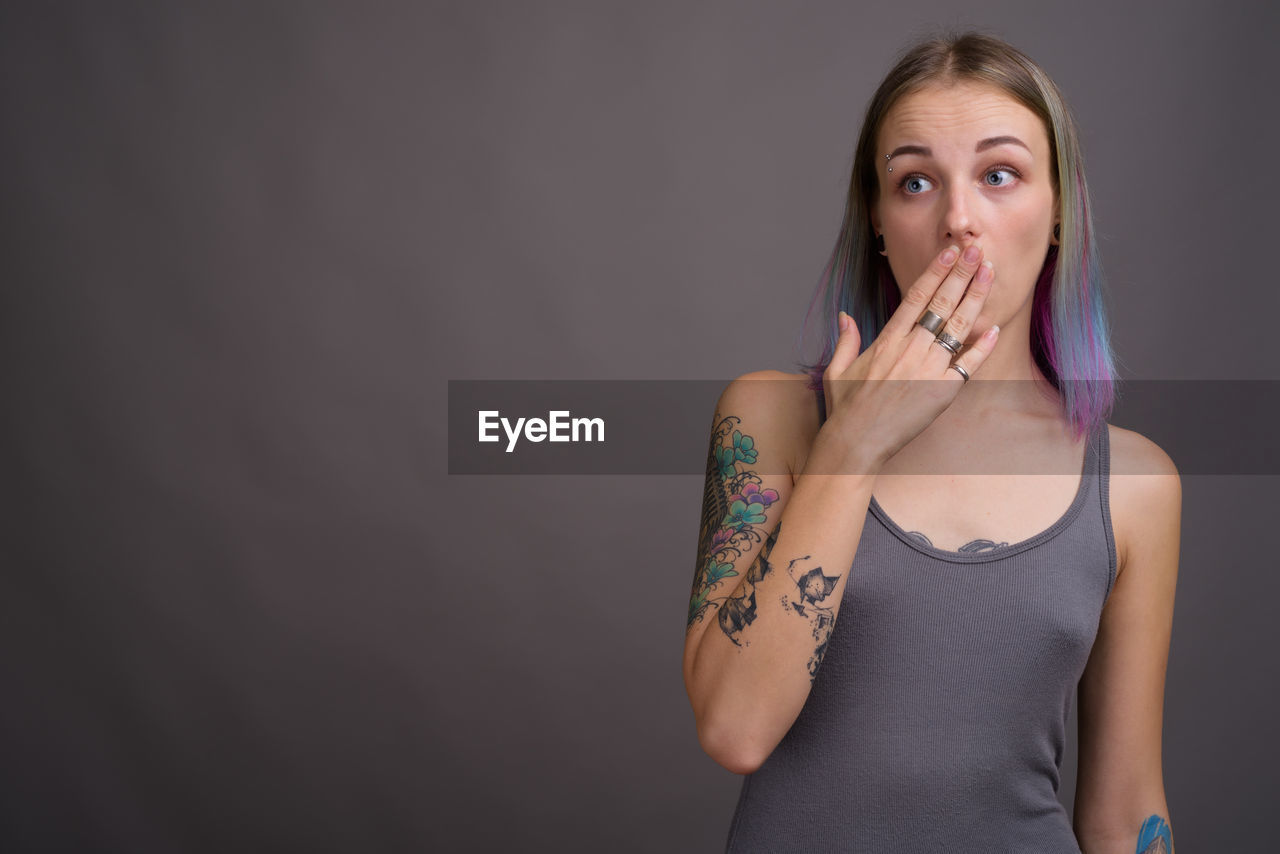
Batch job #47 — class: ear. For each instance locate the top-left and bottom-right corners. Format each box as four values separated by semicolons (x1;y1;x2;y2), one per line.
1050;189;1061;245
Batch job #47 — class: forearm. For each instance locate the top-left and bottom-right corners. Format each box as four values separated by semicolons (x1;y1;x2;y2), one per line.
688;429;878;774
1078;812;1175;854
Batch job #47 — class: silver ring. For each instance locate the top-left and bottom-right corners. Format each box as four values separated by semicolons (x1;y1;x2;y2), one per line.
949;362;970;382
917;310;944;334
933;330;962;354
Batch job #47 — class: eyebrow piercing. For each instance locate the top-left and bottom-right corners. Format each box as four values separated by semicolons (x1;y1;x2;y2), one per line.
885;153;893;173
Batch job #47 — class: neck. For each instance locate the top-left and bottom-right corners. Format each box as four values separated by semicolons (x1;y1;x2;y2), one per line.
944;305;1060;423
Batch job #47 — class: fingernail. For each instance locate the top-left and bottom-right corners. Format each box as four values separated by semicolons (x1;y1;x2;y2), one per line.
963;245;981;264
838;310;849;331
941;245;959;265
977;261;994;283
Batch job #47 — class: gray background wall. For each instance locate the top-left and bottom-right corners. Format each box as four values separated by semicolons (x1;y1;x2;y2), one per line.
3;1;1276;851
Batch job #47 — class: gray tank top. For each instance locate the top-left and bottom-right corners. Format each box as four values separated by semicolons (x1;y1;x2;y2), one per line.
724;391;1117;852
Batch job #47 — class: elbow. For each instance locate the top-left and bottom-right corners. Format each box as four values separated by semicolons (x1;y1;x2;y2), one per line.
696;715;769;776
684;642;774;775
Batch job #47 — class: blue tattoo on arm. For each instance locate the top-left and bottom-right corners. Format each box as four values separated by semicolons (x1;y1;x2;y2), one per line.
1135;814;1172;853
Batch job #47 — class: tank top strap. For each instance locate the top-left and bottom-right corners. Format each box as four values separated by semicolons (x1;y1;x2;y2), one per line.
1093;417;1118;600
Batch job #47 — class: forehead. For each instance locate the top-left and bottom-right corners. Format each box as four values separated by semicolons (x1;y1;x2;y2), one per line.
878;82;1048;157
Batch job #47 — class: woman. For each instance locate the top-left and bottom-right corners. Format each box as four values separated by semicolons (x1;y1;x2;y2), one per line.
682;32;1179;853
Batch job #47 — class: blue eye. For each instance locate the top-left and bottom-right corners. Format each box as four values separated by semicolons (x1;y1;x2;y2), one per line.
899;175;934;194
985;168;1018;186
897;165;1022;195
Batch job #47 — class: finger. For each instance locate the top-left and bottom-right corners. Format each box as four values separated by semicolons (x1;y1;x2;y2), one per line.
926;259;995;367
910;243;986;343
881;243;961;339
827;310;862;377
823;311;862;411
945;322;1000;383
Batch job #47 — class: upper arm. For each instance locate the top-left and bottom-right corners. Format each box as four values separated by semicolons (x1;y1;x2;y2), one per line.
681;371;812;691
1074;426;1181;849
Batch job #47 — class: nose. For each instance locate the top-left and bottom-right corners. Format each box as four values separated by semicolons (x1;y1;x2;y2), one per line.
942;185;978;244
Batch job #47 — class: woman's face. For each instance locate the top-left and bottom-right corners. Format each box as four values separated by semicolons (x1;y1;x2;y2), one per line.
871;81;1059;336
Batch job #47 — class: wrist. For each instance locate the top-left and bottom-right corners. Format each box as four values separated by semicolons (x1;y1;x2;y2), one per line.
809;413;886;476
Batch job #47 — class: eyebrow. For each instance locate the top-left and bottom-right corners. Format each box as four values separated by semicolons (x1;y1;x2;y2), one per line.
887;135;1032;159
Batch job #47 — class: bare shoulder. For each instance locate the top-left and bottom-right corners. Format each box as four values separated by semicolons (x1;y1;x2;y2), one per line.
1106;423;1181;481
715;370;821;477
1105;423;1182;579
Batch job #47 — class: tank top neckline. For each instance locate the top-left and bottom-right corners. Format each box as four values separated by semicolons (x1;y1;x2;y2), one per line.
868;421;1101;564
814;384;1103;564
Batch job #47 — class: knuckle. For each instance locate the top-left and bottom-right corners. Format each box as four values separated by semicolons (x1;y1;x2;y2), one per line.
928;292;956;315
902;285;931;307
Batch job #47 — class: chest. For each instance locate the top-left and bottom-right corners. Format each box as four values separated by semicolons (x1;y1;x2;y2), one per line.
789;405;1118;559
869;471;1085;553
854;422;1090;554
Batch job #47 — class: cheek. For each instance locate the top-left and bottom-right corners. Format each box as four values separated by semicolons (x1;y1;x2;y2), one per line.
983;252;1051;320
1010;191;1056;236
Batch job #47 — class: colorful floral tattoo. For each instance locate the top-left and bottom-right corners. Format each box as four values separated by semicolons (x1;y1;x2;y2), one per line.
1135;814;1173;853
688;415;781;633
688;412;843;682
